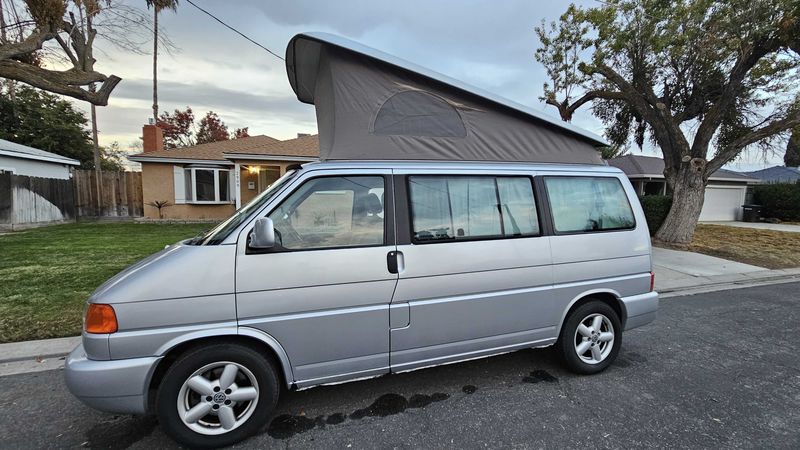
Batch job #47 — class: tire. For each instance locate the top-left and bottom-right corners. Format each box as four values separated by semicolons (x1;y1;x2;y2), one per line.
557;300;622;374
155;343;279;448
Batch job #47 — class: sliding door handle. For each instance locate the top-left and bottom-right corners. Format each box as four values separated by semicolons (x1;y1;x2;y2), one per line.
387;251;404;274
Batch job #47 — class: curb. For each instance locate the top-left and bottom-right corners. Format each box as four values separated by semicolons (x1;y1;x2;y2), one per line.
657;268;800;295
659;272;800;298
0;336;81;364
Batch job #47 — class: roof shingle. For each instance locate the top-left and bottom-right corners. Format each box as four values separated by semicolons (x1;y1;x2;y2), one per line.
129;134;320;162
608;154;757;182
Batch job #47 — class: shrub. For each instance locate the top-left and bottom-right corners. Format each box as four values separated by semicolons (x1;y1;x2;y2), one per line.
638;195;672;235
753;183;800;220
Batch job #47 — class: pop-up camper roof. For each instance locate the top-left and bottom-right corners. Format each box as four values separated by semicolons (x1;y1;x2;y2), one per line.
285;32;607;164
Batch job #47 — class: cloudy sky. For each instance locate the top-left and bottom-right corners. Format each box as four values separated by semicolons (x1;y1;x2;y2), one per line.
75;0;782;170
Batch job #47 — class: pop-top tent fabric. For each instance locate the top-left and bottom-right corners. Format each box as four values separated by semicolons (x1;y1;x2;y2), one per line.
285;32;607;164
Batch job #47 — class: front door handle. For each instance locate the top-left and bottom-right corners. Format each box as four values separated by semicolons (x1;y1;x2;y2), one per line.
387;251;404;274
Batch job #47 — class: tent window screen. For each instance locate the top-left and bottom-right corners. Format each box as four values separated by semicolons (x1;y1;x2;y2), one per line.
373;90;466;138
409;176;539;243
544;177;636;233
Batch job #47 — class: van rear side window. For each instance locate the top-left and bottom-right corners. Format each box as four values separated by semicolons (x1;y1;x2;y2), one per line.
409;176;539;243
544;177;635;233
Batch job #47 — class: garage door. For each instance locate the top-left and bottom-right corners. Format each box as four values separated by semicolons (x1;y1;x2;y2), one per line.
700;186;746;221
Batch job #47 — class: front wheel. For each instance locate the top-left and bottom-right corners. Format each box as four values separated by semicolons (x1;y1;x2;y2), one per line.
557;301;622;374
156;343;279;448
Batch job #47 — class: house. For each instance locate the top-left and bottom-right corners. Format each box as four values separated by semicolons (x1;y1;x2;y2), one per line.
0;138;80;178
608;154;758;221
128;126;318;219
742;166;800;184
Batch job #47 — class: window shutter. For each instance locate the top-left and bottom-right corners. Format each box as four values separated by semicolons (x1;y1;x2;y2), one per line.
228;169;236;203
173;166;186;204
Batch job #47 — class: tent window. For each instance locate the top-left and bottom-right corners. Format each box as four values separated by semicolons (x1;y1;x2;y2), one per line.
373;90;466;138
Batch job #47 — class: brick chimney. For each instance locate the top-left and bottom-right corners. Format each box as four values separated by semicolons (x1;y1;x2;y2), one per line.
142;124;164;153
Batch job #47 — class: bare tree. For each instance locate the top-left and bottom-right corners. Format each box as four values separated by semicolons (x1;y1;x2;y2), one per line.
0;1;170;105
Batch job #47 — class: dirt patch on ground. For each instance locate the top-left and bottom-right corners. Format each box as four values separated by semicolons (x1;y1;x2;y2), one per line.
688;224;800;269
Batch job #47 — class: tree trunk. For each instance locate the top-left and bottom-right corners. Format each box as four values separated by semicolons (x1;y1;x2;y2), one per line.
89;84;103;215
152;9;158;123
653;162;707;246
0;1;12;100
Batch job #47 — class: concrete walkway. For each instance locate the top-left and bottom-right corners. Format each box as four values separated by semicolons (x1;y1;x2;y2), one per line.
653;247;800;291
701;221;800;233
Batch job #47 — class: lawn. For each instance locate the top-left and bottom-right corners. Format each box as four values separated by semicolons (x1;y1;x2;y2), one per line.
689;224;800;269
0;222;210;343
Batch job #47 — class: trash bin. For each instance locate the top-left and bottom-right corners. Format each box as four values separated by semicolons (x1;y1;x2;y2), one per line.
741;204;762;222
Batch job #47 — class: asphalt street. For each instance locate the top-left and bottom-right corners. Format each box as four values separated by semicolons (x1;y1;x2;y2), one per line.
1;282;799;449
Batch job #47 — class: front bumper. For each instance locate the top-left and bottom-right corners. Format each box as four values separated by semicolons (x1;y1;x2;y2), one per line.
64;344;161;415
620;291;659;330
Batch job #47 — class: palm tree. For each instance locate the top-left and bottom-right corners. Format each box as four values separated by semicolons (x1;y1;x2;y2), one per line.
146;0;179;124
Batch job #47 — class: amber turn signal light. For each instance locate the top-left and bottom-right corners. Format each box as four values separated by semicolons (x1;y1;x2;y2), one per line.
84;304;118;334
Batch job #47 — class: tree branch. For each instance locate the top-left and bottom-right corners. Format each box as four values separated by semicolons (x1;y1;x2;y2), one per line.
707;112;800;173
692;39;779;156
592;62;692;179
53;34;79;67
0;59;121;105
545;90;625;121
0;28;52;60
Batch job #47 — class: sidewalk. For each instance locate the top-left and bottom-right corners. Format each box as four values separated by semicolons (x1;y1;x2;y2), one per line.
2;251;799;377
651;247;800;292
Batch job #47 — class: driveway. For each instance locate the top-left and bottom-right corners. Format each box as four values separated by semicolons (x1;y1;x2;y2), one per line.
1;282;799;449
702;221;800;233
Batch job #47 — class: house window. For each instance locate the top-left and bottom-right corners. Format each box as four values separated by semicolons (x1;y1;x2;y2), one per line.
184;167;233;204
643;181;664;196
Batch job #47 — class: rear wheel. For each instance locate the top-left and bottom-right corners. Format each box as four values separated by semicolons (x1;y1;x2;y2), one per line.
557;301;622;374
156;343;279;448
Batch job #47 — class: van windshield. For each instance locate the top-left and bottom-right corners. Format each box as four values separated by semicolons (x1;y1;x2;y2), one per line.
189;169;298;245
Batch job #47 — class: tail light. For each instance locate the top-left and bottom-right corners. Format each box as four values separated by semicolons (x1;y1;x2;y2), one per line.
84;304;118;334
650;272;655;292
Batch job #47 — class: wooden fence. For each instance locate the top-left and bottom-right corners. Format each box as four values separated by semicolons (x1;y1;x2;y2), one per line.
73;170;143;218
0;173;75;228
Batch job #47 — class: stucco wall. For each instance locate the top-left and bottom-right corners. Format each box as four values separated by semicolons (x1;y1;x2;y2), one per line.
0;155;73;179
141;160;297;220
141;163;235;220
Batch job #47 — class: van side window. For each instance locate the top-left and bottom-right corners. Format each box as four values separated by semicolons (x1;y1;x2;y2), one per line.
408;176;539;243
544;177;635;233
268;176;385;250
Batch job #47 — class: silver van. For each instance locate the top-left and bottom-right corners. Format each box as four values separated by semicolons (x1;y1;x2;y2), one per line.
65;160;658;447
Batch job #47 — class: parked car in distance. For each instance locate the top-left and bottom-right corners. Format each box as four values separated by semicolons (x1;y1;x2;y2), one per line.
65;160;658;448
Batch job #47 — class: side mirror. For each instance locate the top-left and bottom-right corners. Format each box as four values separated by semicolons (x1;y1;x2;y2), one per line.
249;217;276;249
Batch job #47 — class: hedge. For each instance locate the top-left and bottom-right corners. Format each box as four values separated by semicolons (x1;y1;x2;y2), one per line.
638;195;672;236
753;183;800;220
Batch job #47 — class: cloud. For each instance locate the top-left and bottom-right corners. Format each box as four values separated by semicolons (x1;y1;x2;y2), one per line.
61;0;781;168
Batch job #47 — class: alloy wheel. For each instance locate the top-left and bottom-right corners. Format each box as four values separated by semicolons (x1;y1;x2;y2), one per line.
176;361;260;435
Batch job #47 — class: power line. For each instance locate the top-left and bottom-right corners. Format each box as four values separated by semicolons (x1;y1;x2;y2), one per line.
184;0;284;61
